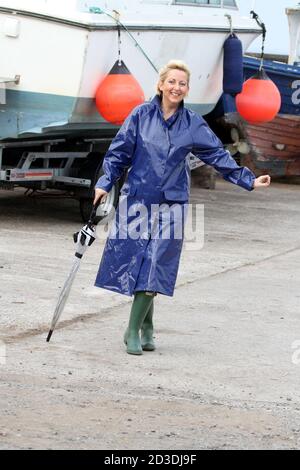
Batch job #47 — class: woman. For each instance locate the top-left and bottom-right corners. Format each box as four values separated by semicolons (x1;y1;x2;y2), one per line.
94;60;270;356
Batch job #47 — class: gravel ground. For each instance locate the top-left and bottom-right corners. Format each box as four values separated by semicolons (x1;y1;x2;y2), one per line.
0;180;300;450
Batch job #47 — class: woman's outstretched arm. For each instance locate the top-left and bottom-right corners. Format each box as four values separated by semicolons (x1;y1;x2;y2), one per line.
191;115;270;191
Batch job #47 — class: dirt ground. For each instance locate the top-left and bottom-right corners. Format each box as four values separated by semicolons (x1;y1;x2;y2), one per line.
1;179;300;450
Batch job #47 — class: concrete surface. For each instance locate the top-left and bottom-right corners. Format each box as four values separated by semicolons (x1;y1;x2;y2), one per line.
0;180;300;450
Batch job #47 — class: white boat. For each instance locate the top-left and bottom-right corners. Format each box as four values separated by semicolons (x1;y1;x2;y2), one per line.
286;3;300;65
0;0;261;139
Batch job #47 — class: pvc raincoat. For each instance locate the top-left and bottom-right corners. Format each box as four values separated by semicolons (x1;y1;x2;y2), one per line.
95;95;255;297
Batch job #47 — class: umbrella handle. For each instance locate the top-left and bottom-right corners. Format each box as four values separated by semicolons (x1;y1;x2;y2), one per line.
87;200;101;227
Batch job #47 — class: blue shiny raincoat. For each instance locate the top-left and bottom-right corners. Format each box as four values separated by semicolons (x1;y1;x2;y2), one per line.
95;96;255;297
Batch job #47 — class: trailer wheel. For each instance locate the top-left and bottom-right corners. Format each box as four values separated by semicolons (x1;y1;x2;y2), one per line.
79;180;120;224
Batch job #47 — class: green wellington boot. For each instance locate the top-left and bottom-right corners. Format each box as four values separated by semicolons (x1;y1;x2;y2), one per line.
124;292;154;355
141;301;155;351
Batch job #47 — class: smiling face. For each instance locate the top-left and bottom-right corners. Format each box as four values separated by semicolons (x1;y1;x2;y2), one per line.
159;69;189;108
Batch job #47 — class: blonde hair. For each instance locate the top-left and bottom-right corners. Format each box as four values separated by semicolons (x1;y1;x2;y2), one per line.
156;60;191;96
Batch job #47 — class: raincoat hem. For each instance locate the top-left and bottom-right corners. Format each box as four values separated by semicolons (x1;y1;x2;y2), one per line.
94;281;174;298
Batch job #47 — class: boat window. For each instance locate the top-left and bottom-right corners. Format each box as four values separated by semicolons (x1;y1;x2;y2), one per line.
174;1;221;4
173;0;237;7
223;0;237;6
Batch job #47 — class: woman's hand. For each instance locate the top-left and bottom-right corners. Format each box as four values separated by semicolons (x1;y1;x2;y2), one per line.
93;188;108;205
253;175;271;189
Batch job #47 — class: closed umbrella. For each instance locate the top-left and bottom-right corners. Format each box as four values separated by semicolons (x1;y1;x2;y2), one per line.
46;204;99;342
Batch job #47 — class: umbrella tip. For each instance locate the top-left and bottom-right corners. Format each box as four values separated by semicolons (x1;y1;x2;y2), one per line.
46;330;53;343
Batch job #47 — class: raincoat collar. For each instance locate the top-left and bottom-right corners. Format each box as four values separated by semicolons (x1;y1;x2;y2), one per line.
151;95;184;128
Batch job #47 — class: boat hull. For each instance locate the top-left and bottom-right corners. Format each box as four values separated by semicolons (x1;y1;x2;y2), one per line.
213;56;300;177
0;4;260;139
243;56;300;116
235;114;300;177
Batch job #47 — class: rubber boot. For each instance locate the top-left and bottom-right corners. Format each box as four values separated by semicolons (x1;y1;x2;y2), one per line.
141;301;155;351
124;292;154;355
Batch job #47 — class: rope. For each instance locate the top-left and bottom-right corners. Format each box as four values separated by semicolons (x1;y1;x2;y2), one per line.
117;24;122;65
225;14;234;35
89;7;159;73
250;10;267;71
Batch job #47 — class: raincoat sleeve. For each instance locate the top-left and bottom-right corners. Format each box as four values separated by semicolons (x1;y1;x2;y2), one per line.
95;108;139;192
191;115;256;191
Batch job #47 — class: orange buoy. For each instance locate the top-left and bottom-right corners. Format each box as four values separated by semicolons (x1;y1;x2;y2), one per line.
95;60;145;125
236;69;281;123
